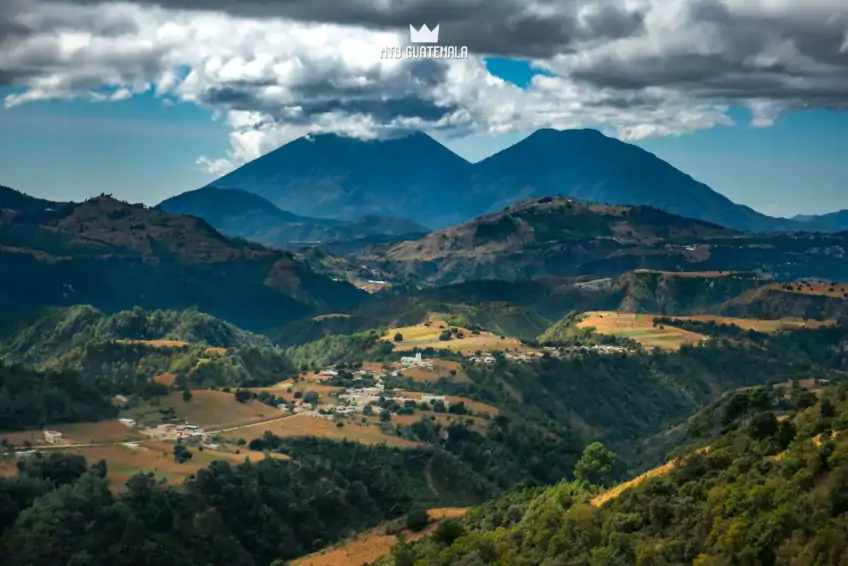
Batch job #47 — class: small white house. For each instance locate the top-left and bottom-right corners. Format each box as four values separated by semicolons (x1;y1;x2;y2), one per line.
43;430;63;444
118;418;136;428
400;352;424;366
320;370;339;377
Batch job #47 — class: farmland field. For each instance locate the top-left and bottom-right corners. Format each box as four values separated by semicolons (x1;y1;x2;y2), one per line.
397;359;469;382
122;390;280;429
577;311;706;350
292;508;467;566
219;413;419;448
578;311;832;349
383;317;534;355
47;442;285;489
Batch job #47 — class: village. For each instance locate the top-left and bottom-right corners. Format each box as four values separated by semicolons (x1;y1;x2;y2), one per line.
10;340;633;455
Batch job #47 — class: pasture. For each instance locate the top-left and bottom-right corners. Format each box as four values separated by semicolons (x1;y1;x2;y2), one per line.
383;316;534;355
396;359;470;382
50;442;285;490
218;413;419;448
578;311;707;350
578;311;832;349
123;390;280;429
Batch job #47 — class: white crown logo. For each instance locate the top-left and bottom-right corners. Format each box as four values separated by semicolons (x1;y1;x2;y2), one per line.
409;24;440;44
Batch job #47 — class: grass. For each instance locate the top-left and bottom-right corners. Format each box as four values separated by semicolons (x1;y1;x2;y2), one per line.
579;311;833;350
590;447;711;507
384;316;535;355
292;508;467;566
397;360;469;383
0;420;146;447
578;311;707;350
122;390;279;429
218;413;419;448
45;442;285;490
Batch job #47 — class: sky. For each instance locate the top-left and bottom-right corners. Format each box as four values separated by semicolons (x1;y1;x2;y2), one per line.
1;0;847;218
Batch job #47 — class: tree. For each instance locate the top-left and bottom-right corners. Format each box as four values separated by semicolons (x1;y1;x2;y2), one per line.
432;519;465;545
182;389;193;403
234;389;252;403
574;442;617;487
173;443;193;463
380;411;391;423
439;330;452;341
405;507;430;531
394;332;404;342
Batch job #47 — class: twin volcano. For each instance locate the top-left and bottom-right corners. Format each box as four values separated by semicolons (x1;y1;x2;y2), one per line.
196;128;831;233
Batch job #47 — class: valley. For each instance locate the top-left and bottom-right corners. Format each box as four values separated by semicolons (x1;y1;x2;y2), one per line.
2;182;848;566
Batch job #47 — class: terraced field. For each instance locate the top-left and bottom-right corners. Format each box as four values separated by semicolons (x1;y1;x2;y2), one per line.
578;311;706;350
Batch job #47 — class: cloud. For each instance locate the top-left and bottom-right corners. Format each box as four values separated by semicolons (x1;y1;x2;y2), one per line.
1;0;847;173
35;0;648;59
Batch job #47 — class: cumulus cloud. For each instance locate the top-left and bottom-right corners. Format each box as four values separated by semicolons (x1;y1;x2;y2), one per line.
1;0;847;173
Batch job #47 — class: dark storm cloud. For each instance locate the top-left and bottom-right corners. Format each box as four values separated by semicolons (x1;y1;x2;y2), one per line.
200;58;455;125
50;0;649;58
567;0;848;108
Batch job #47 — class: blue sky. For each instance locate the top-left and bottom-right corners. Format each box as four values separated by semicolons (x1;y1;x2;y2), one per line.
2;56;846;218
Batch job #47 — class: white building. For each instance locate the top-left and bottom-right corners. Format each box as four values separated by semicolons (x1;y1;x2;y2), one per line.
320;370;339;377
400;352;424;366
43;430;63;444
118;418;136;428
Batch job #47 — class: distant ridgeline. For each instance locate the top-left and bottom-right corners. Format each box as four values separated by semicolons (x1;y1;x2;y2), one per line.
0;193;365;331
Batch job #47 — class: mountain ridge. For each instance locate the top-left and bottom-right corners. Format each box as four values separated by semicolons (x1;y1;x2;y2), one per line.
0;191;365;330
156;186;429;251
353;196;848;286
195;129;848;233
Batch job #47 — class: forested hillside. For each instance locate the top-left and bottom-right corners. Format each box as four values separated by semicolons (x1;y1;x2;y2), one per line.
0;195;364;330
0;364;117;431
0;439;497;566
374;384;848;565
0;306;294;396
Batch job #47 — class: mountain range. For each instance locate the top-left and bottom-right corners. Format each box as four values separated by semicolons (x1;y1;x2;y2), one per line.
0;186;364;330
156;187;429;252
194;129;848;233
353;196;848;286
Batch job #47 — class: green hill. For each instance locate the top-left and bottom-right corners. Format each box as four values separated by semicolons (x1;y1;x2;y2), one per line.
374;383;848;565
0;306;294;395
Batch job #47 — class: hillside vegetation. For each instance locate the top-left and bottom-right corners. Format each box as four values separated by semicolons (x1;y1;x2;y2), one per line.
373;385;848;565
0;306;294;396
0;438;498;566
354;198;848;286
0;195;363;330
